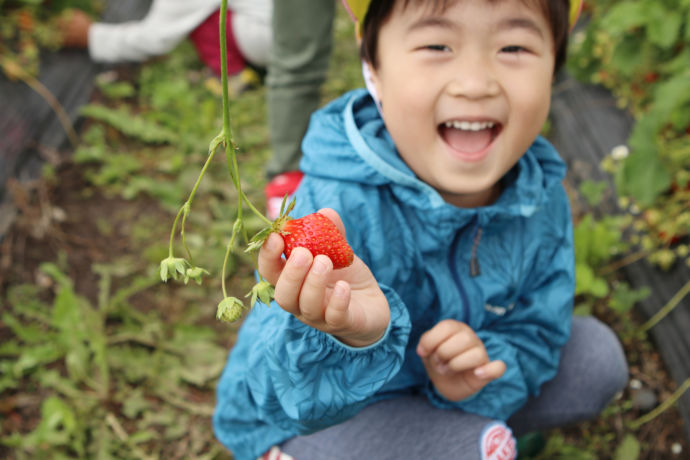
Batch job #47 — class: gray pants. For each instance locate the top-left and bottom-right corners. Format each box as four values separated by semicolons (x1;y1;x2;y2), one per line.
265;0;335;178
281;316;629;459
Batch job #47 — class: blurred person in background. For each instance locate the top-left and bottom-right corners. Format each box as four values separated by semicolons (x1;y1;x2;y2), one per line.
58;0;272;95
263;0;336;219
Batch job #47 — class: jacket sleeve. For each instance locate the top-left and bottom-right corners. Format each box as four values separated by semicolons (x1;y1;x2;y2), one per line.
426;207;575;420
88;0;219;62
241;283;410;433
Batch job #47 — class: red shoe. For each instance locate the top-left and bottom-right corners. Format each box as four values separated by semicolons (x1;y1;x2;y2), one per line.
264;171;304;219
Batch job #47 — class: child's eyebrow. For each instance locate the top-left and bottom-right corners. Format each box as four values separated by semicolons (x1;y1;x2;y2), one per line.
495;17;544;38
406;15;544;39
406;16;458;33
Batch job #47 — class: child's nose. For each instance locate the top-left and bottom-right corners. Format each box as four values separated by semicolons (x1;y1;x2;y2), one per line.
445;54;499;100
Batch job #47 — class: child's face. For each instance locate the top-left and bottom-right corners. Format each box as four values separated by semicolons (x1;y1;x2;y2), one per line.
367;0;555;208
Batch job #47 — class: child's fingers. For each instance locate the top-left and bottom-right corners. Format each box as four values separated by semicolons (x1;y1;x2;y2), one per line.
416;319;466;358
323;280;352;330
429;330;475;363
446;346;489;373
298;254;333;322
273;247;313;316
473;360;506;381
257;233;286;285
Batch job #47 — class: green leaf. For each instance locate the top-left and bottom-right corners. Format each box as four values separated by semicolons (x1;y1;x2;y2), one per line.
184;266;210;285
80;104;179;144
1;312;48;343
178;342;227;386
601;2;651;36
121;388;152;419
246;280;275;307
579;180;609;207
246;226;273;253
13;344;64;377
647;9;682;48
0;361;19;392
610;284;651;314
614;434;641;460
618;143;671;206
17;396;79;450
575;264;609;298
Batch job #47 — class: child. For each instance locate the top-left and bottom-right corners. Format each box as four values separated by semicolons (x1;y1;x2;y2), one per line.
58;0;271;92
214;1;629;459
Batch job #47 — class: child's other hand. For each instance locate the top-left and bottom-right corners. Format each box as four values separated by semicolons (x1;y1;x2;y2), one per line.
417;320;506;402
258;208;390;348
57;9;92;48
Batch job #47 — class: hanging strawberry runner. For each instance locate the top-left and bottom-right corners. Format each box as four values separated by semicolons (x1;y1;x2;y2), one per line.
159;0;353;324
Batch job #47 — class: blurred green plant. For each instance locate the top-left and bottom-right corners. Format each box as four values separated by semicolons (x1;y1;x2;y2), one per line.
1;263;231;459
569;0;690;270
0;0;103;76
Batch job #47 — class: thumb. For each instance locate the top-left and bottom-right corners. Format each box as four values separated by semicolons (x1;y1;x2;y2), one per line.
317;208;347;238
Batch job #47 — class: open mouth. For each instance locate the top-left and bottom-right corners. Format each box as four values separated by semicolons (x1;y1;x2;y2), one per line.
439;120;502;158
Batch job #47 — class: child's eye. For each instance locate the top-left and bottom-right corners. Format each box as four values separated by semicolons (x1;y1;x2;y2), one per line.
424;44;450;52
501;45;528;54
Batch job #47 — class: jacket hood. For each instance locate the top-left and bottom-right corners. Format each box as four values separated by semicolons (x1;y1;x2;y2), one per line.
300;88;566;219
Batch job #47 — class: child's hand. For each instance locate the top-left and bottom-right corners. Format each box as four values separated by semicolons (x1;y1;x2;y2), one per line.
258;208;390;348
417;319;506;402
57;9;92;48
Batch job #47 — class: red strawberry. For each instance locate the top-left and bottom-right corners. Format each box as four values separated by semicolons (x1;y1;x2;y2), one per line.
280;213;354;269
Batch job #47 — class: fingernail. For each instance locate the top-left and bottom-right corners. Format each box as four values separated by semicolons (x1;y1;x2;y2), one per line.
333;280;347;298
436;363;449;375
290;248;309;267
474;368;487;379
416;345;428;357
311;256;328;275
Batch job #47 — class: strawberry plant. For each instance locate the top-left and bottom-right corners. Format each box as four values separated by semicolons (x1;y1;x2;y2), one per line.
569;0;690;270
160;0;354;324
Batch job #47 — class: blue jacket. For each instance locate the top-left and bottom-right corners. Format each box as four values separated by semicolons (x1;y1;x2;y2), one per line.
213;89;575;460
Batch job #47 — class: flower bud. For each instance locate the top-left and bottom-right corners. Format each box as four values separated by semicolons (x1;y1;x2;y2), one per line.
216;297;245;323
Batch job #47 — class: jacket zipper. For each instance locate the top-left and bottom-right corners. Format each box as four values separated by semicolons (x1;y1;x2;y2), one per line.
448;217;483;324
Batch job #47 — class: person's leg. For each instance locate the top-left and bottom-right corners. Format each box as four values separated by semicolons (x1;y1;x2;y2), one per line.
508;316;629;436
280;395;516;460
265;0;336;179
231;11;271;69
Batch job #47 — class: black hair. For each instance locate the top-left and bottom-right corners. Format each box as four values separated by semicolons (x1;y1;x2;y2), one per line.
360;0;571;73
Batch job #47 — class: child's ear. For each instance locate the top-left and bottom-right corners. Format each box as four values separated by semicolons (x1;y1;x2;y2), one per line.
363;60;383;107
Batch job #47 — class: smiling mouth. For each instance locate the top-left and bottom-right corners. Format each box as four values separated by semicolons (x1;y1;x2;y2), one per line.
439;120;502;156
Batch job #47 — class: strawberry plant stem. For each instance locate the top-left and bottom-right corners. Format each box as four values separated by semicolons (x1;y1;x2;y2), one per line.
217;0;270;294
640;279;690;332
162;0;273;304
166;135;222;259
628;378;690;430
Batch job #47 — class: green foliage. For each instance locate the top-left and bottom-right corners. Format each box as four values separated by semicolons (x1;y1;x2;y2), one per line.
1;263;231;459
570;0;690;269
80;104;179;144
578;180;608;208
573;214;629;298
532;433;597;460
0;0;104;77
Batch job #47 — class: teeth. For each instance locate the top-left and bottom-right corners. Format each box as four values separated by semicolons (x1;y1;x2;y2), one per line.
444;120;495;131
